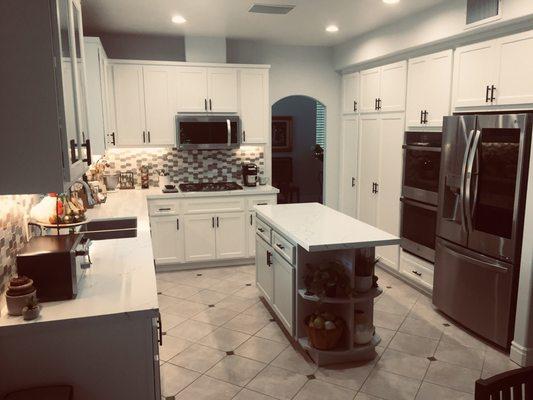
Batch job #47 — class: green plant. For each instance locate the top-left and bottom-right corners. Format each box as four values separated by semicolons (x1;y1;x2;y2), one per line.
25;296;39;310
303;261;352;299
355;253;380;277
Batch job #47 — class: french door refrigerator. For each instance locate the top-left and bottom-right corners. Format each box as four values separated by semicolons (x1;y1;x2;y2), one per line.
433;113;532;348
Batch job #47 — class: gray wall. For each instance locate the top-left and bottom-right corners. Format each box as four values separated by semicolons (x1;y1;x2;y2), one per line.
226;39;341;208
272;96;322;203
97;33;185;61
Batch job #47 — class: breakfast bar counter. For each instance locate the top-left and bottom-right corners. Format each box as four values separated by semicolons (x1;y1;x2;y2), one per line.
254;203;400;366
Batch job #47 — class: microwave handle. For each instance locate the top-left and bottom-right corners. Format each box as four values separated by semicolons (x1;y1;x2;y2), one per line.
227;119;232;146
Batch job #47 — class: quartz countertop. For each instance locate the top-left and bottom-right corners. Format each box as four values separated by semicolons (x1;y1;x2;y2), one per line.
0;189;158;331
255;203;400;252
146;184;279;200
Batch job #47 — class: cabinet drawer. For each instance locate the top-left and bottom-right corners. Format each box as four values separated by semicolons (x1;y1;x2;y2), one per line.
400;255;434;288
256;218;272;244
272;231;296;265
182;197;245;214
248;195;276;210
148;200;180;216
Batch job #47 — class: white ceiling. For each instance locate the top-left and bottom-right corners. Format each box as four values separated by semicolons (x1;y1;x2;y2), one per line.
82;0;448;46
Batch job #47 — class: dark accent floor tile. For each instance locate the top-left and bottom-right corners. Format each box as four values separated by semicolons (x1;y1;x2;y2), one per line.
196;273;203;276
306;374;316;380
443;323;450;327
209;304;215;308
246;283;252;286
427;356;437;361
226;351;234;356
269;318;275;322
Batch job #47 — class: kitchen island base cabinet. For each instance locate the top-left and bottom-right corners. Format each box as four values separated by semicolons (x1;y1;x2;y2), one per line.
254;205;399;366
0;311;161;400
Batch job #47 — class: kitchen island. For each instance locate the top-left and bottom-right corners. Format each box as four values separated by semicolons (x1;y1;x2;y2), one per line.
254;203;400;366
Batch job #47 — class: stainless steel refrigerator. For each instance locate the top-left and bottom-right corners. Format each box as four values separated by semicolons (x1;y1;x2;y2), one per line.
433;113;532;348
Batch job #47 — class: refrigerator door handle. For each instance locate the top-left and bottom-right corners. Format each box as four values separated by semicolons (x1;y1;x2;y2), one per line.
460;129;476;234
464;130;481;234
440;239;510;273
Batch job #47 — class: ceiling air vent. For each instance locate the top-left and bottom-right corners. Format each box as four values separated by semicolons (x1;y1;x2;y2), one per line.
249;3;295;15
466;0;501;25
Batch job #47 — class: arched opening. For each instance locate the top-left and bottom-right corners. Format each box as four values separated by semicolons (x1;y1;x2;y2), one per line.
271;95;325;204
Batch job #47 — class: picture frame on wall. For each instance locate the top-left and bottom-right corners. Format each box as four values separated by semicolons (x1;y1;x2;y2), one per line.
272;116;293;152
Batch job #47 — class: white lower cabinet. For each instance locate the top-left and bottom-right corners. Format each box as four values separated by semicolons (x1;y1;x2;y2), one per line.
255;221;295;335
183;214;217;262
339;116;358;217
256;238;274;303
272;251;294;333
216;213;246;259
148;194;276;267
151;215;183;264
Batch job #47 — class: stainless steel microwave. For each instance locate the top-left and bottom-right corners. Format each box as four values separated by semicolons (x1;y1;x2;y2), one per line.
176;115;241;150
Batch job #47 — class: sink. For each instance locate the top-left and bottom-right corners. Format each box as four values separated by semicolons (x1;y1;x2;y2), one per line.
81;217;137;240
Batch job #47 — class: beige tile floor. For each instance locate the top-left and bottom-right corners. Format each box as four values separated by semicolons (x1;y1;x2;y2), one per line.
156;265;521;400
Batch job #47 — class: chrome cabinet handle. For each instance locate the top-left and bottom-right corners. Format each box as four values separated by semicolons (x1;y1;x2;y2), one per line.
266;251;273;266
258;227;265;233
276;243;285;250
412;270;422;277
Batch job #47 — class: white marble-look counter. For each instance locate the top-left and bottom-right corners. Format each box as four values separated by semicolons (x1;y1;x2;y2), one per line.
146;184;279;200
0;189;158;331
255;203;400;252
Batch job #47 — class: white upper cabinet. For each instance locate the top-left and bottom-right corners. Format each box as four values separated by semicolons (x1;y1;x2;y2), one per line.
176;67;238;113
357;114;380;227
143;66;175;146
176;67;209;112
208;68;238;112
406;50;453;129
453;30;533;109
342;72;360;114
380;61;407;113
104;62;117;147
339;116;358;218
497;30;533;106
360;61;406;113
453;41;498;108
360;68;381;113
113;64;146;146
239;68;269;144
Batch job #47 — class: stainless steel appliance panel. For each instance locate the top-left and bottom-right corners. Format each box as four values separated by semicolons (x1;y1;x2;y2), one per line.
436;115;477;247
176;115;241;150
400;198;438;263
433;237;514;347
465;114;530;263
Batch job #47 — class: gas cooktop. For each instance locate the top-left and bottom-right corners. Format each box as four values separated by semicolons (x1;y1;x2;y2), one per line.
178;182;244;192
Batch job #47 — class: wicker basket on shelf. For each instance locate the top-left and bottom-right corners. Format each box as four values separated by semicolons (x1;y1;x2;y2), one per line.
305;316;344;350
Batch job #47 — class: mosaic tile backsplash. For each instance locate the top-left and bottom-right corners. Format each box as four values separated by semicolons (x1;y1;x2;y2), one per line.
0;195;41;304
103;147;265;186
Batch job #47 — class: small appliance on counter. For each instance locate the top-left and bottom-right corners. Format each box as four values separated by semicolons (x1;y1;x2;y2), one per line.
16;234;91;302
242;163;258;187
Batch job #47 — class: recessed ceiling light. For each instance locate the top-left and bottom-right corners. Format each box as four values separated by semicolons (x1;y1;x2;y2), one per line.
326;25;339;33
383;0;400;4
171;15;187;24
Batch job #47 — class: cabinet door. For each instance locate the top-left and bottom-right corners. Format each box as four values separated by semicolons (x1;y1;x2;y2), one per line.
256;237;274;303
497;30;533;106
151;216;183;264
339;116;358;217
453;41;499;108
104;62;117;147
376;114;404;270
380;61;407;113
342;72;359;114
176;67;209;112
358;115;380;226
272;252;294;334
406;56;428;128
143;66;175;146
425;50;453;127
207;68;238;113
183;214;217;262
240;69;269;144
215;212;247;259
247;212;256;257
113;64;146;146
360;67;381;113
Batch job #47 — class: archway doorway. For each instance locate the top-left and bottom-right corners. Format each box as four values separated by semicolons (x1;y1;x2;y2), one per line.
271;95;325;204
